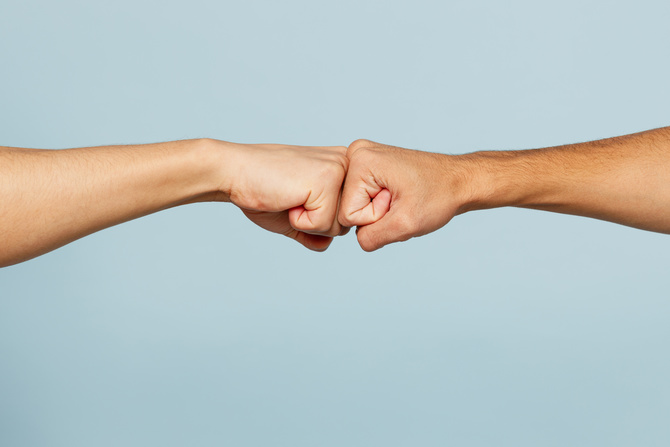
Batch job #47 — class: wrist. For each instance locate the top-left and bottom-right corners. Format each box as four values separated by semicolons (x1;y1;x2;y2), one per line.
192;138;243;203
437;153;492;216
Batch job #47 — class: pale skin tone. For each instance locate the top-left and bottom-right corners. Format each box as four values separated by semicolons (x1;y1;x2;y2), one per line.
2;127;669;266
339;126;670;251
0;139;348;267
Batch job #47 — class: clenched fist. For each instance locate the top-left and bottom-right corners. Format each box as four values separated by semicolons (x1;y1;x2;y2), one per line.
338;140;471;251
220;142;350;251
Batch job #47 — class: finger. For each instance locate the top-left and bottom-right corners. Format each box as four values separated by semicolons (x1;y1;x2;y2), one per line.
339;144;393;227
280;225;334;251
346;139;378;158
294;232;333;252
288;166;345;236
288;202;341;237
339;182;391;228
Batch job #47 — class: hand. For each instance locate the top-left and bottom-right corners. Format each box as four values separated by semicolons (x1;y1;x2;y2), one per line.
338;139;470;251
219;142;349;251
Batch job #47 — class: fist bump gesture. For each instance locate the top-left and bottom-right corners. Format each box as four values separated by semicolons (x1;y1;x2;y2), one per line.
234;127;670;252
2;127;670;266
222;139;469;252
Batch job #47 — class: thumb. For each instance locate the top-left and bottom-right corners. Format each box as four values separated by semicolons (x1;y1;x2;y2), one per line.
288;202;340;236
287;159;347;236
340;187;391;227
288;183;344;237
338;169;392;228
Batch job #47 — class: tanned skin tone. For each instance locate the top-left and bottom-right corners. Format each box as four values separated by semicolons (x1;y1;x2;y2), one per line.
339;126;670;251
0;139;348;267
2;127;669;266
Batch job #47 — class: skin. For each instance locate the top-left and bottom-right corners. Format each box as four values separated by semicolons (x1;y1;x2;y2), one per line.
3;126;669;265
0;139;348;267
339;126;670;251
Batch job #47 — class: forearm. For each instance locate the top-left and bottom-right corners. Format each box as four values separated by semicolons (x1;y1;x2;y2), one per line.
0;139;225;267
458;127;670;233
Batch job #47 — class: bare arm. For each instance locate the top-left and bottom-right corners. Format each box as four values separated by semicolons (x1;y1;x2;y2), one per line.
464;127;670;233
1;139;348;267
339;127;670;251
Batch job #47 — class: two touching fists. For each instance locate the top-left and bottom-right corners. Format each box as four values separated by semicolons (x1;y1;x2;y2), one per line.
224;139;464;251
2;127;666;267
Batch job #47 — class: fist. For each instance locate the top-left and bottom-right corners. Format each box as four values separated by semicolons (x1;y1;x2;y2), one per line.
339;139;467;251
223;142;349;251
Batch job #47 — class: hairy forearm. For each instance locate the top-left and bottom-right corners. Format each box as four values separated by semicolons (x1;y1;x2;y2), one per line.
458;127;670;233
0;139;224;267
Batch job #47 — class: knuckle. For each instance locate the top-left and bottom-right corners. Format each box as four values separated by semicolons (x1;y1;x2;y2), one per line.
347;139;374;157
334;145;348;156
309;219;332;234
348;147;380;169
336;152;350;171
328;227;342;238
338;211;353;228
325;219;341;237
349;139;373;149
320;158;347;180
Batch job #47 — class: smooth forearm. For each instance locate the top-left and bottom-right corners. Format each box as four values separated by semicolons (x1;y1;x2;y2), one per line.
457;127;670;233
0;139;225;267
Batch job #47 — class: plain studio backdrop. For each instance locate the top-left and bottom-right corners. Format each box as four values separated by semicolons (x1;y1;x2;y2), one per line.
1;1;670;446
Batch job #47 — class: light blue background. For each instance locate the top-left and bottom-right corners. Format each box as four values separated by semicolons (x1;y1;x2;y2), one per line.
2;0;670;445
